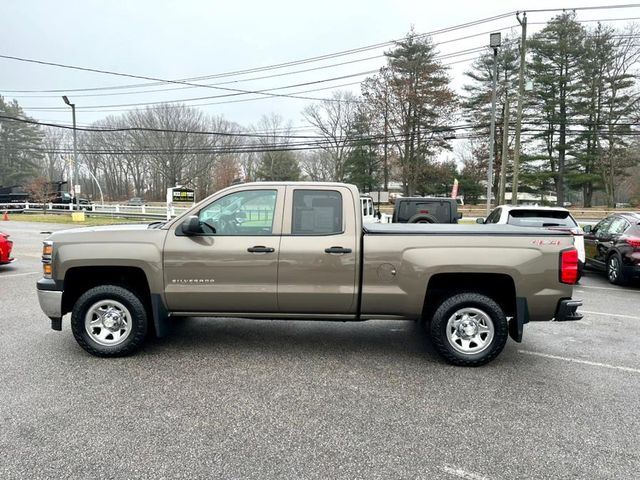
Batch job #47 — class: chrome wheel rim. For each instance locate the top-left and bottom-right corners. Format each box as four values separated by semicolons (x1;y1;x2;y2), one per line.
446;307;494;355
84;300;132;346
608;257;619;282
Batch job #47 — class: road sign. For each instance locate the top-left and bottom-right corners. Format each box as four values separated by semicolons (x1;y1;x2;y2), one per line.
171;188;195;203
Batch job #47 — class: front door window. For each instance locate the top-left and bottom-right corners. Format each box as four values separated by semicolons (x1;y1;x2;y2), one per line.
199;189;277;235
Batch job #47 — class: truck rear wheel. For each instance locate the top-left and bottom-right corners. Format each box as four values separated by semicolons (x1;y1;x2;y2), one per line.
71;285;148;357
429;292;508;367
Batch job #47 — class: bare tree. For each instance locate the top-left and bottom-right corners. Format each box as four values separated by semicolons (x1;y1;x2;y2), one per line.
299;150;334;181
253;114;301;181
41;127;66;182
303;90;358;182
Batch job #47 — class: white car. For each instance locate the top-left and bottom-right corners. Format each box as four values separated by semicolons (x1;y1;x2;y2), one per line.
480;205;585;278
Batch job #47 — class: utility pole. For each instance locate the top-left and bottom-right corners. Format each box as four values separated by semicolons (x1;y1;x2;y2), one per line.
498;93;510;205
486;33;501;216
512;11;527;206
62;96;78;208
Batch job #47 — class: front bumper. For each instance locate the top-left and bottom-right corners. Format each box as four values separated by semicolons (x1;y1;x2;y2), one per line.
555;299;583;321
37;279;63;330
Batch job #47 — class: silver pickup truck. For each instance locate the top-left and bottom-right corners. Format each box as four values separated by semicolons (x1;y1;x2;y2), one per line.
37;182;582;366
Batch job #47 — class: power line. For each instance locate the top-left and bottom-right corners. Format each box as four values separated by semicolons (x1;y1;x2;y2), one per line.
0;114;326;139
5;26;520;100
0;115;476;148
524;4;640;14
20;47;486;111
19;69;381;110
0;11;516;95
0;53;364;104
20;80;366;113
17;51;486;114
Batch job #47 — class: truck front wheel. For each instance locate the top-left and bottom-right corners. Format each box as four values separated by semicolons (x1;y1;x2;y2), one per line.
429;293;508;367
71;285;148;357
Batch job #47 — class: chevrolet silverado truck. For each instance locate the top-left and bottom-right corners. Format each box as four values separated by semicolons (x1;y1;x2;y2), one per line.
37;182;582;366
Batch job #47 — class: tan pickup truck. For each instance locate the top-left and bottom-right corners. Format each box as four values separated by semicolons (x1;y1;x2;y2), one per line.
37;182;582;366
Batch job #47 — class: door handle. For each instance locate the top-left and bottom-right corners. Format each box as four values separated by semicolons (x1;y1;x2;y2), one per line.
324;246;352;254
247;246;275;253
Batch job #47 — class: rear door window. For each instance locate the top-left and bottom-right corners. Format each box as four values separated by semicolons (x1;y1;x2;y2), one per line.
292;190;343;235
507;210;577;228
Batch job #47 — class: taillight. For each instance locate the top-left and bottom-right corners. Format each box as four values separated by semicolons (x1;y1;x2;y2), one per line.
625;237;640;248
560;248;579;284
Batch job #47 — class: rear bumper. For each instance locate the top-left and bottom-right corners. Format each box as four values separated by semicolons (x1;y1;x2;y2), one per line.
554;299;583;321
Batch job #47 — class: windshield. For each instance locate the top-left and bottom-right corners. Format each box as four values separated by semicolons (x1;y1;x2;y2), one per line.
507;209;577;227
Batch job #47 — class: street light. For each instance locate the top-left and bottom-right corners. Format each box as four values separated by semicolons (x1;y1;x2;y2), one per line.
486;32;501;216
62;95;78;208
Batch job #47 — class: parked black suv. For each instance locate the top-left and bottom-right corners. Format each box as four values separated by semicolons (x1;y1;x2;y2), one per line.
584;212;640;285
392;197;462;224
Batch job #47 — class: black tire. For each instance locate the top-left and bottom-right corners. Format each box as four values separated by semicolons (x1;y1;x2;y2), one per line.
71;285;148;357
408;214;437;224
607;253;628;286
429;292;508;367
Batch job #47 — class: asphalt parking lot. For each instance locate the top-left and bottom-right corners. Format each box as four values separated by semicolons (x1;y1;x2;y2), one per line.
0;220;639;479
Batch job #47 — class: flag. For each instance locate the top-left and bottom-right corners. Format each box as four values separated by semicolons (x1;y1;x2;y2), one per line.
451;178;459;199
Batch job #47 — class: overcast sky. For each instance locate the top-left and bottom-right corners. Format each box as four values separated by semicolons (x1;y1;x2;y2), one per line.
1;0;636;130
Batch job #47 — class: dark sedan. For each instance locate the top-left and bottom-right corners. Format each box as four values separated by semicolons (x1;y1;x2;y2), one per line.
584;212;640;285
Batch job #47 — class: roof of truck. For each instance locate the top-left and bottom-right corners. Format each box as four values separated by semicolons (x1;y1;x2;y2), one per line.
237;181;355;188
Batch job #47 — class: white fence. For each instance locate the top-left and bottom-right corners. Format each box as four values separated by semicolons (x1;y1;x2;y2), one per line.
0;202;190;220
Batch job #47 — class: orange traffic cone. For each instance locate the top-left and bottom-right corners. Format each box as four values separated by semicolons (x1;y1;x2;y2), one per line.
2;211;8;221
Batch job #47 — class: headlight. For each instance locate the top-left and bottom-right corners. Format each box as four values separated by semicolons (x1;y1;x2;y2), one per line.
42;241;53;278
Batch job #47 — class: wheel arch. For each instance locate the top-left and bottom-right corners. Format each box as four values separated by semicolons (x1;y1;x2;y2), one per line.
423;272;517;325
62;266;168;337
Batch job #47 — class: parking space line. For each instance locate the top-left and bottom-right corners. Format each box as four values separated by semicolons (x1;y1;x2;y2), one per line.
518;350;640;374
0;272;39;279
442;466;489;480
576;285;640;294
581;310;640;320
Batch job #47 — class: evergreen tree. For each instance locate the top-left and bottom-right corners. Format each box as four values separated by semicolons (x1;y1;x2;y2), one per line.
252;113;301;181
344;109;379;192
362;29;457;196
0;96;44;186
416;158;458;196
462;37;519;201
571;23;613;206
568;23;639;207
255;150;301;181
528;13;586;206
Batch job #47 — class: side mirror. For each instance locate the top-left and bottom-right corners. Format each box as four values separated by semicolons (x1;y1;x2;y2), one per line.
582;225;592;234
182;215;202;235
476;218;485;224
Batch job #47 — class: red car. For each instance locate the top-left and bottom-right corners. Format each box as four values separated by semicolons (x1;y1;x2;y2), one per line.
0;232;14;265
